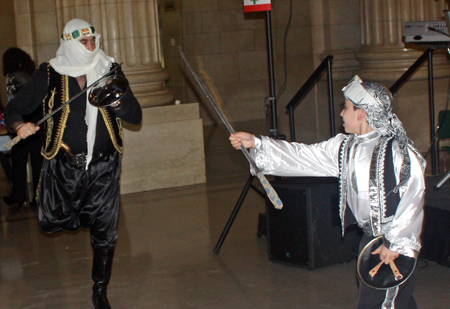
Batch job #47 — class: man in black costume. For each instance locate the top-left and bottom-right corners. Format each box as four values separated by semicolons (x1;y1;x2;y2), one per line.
4;19;142;308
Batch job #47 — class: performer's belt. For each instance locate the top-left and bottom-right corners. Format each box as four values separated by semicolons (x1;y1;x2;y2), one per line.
58;140;116;168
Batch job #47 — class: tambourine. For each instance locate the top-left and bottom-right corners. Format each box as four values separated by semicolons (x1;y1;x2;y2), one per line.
357;236;417;290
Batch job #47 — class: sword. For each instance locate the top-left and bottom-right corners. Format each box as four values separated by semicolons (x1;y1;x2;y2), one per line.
4;63;123;150
179;47;283;209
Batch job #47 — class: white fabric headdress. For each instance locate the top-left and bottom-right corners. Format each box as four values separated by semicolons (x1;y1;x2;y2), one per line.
49;19;115;167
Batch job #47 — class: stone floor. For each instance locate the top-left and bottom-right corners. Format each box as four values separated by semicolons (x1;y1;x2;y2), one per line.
0;121;449;308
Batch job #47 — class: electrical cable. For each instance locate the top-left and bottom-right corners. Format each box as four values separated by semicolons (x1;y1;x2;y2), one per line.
427;26;450;38
265;0;293;126
276;0;293;101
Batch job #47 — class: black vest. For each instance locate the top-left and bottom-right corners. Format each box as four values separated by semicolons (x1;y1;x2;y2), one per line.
41;64;123;160
339;137;401;231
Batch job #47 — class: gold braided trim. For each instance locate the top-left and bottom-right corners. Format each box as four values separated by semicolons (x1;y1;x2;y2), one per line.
47;63;51;87
35;164;44;203
44;89;56;150
43;64;54;155
99;107;123;154
117;117;123;141
43;64;53;150
42;74;70;160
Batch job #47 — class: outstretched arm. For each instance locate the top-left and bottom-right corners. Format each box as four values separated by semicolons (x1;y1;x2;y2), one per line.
230;132;346;178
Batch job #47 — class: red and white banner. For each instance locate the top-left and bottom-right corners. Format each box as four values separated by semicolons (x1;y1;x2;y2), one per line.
243;0;271;13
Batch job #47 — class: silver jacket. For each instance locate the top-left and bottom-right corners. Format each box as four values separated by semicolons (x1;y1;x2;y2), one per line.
251;131;425;258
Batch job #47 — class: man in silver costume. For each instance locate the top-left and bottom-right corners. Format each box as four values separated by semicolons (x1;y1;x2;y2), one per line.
230;75;426;309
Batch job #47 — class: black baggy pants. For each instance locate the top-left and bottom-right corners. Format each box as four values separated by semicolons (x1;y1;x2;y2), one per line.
37;148;121;250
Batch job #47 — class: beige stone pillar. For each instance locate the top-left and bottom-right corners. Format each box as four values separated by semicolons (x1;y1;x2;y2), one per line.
310;0;363;81
357;0;450;81
53;0;174;107
12;1;205;193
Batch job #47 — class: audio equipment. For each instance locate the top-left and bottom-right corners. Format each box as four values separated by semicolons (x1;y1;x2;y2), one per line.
266;177;361;270
403;20;450;49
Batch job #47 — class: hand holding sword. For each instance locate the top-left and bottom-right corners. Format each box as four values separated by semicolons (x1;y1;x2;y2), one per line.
14;122;40;140
229;132;257;150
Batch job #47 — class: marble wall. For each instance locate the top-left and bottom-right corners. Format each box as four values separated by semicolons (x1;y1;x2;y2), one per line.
159;0;357;139
159;0;450;155
121;103;206;194
2;0;450;163
0;1;17;107
0;0;206;192
11;0;175;108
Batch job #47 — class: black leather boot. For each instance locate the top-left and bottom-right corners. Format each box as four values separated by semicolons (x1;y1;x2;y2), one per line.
92;247;114;309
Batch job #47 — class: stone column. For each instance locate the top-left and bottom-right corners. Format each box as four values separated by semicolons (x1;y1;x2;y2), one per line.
357;0;450;81
310;0;362;81
54;0;174;107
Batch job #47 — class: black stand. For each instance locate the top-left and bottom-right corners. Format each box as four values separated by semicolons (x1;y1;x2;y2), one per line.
434;170;450;190
390;48;437;175
213;10;279;254
213;175;266;253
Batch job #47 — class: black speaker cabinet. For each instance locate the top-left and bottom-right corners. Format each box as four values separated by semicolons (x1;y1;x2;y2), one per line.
420;205;450;267
266;177;361;270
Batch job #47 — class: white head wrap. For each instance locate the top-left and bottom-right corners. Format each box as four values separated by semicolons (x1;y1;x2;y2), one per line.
342;75;426;187
49;19;115;167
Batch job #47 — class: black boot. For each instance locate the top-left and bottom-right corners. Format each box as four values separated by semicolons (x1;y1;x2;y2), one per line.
92;247;114;309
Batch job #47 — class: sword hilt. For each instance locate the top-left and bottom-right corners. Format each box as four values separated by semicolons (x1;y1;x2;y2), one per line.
256;173;283;209
4;135;21;150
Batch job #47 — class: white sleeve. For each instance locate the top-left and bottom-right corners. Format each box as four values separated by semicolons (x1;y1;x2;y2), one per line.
385;147;426;258
249;134;347;177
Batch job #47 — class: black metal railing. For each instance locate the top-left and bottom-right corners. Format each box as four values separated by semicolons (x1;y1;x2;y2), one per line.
389;48;437;175
286;56;335;142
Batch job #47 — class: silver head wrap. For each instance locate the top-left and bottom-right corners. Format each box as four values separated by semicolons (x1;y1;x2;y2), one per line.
342;75;426;187
342;75;399;137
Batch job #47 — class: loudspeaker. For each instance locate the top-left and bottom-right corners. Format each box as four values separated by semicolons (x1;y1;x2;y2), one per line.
420;205;450;267
266;177;361;270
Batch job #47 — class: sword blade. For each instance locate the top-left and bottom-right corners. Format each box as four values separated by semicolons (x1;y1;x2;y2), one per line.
36;62;123;126
179;47;283;209
4;63;123;151
179;48;259;171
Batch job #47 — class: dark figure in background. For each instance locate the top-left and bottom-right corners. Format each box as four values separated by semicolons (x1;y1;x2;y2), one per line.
0;98;13;187
4;19;142;309
2;47;43;207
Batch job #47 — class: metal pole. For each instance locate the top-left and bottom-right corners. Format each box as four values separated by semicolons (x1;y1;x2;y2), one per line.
213;175;255;254
389;50;429;95
327;57;336;137
428;49;437;175
266;11;278;138
289;106;296;142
